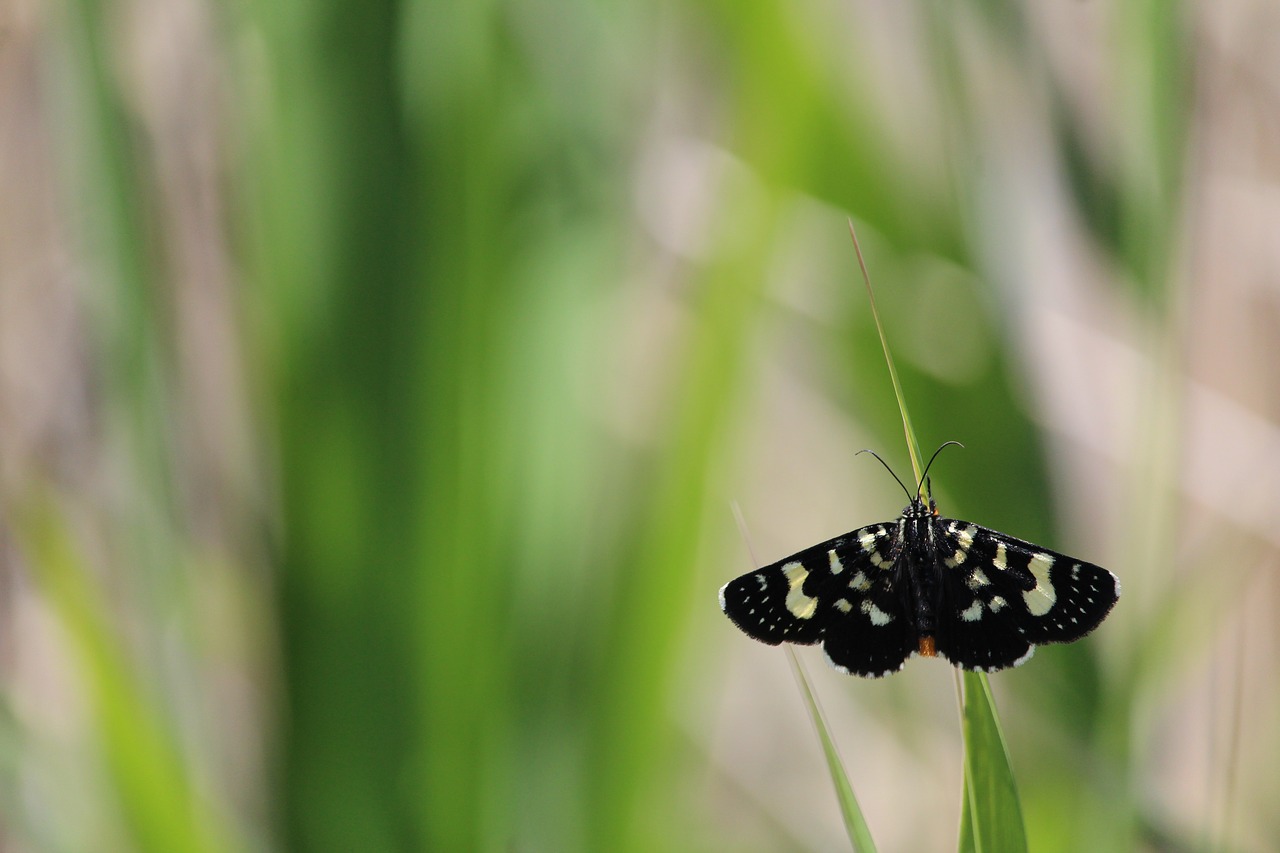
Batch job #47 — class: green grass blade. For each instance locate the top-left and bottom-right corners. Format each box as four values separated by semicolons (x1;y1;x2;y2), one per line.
958;670;1028;853
957;774;975;853
787;650;877;852
847;220;923;484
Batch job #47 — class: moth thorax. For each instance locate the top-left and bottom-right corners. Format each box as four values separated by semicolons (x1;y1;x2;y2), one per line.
904;516;933;556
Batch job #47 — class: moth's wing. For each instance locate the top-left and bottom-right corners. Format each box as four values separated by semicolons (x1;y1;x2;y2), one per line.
932;518;1120;672
719;554;827;647
719;524;887;646
818;521;918;678
720;521;916;678
987;529;1120;645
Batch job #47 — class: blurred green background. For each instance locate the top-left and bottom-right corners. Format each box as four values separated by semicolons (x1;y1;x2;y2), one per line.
2;0;1278;850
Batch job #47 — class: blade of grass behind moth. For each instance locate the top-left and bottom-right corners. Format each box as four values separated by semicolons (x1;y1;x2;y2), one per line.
787;649;877;853
957;670;1028;853
847;219;923;484
732;502;876;853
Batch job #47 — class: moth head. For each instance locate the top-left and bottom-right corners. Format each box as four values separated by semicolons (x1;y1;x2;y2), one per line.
901;497;933;518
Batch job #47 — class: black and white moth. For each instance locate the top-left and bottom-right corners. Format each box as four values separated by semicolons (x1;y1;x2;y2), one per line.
719;444;1120;677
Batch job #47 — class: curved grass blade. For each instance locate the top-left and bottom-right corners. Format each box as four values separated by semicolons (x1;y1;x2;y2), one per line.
847;219;923;484
957;670;1028;853
787;649;878;853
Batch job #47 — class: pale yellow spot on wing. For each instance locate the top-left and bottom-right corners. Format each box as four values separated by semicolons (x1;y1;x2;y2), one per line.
1022;552;1057;616
967;569;990;590
785;586;817;619
782;561;818;619
828;549;844;574
960;600;983;622
989;595;1007;613
993;542;1008;572
834;598;853;613
849;571;871;592
945;526;976;568
782;561;806;584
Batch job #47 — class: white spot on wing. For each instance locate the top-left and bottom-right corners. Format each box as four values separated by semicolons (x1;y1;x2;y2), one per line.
828;549;844;574
989;595;1007;613
960;600;983;622
967;569;990;590
993;542;1007;572
861;599;893;626
849;571;871;592
755;573;768;590
823;647;850;674
718;583;728;612
834;598;853;613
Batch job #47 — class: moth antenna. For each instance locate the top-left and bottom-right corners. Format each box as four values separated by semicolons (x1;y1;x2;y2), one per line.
915;441;964;499
856;449;912;502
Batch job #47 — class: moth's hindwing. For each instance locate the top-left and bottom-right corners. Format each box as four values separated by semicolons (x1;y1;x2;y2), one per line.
932;519;1121;672
719;522;916;677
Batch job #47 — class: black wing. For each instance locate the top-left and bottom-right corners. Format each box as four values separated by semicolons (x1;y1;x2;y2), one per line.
931;518;1120;672
719;521;917;678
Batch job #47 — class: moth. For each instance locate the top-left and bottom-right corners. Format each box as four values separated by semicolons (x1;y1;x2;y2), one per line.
719;443;1120;677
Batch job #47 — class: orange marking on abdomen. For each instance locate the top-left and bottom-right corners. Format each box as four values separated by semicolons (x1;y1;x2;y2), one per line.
919;636;937;657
